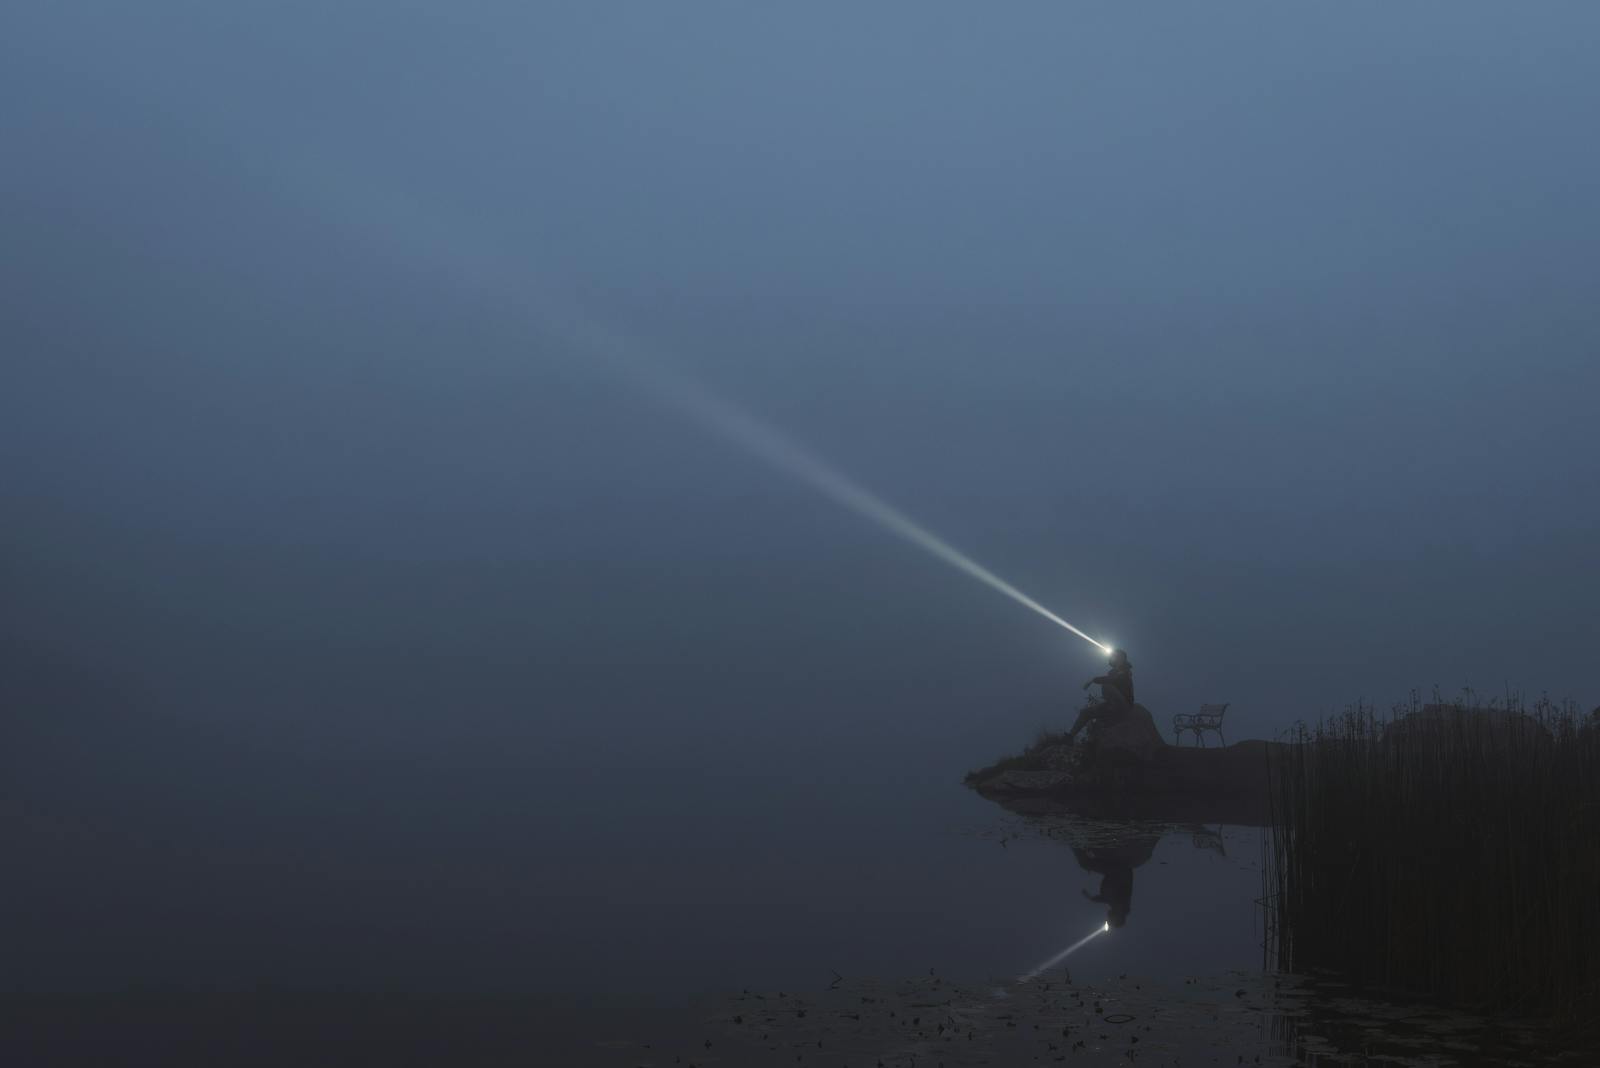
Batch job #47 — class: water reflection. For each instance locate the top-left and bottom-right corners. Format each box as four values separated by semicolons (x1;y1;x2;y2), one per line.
1187;822;1228;857
1259;970;1584;1066
674;967;1588;1067
984;799;1236;938
1071;830;1156;929
952;801;1275;999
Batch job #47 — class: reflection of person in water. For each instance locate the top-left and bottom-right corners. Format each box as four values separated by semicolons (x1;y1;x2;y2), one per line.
1082;863;1133;928
1070;830;1158;930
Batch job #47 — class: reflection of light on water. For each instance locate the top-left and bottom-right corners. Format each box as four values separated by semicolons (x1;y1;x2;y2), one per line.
1016;922;1110;983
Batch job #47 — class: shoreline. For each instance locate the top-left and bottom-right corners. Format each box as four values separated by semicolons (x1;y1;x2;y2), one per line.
6;970;1576;1067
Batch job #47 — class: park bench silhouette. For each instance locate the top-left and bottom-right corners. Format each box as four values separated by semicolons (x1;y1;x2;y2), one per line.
1172;703;1229;747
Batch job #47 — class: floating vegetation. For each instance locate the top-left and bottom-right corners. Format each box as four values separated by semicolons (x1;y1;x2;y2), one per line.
1265;690;1600;1027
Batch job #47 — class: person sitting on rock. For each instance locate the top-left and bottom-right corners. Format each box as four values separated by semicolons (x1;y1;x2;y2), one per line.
1065;648;1134;744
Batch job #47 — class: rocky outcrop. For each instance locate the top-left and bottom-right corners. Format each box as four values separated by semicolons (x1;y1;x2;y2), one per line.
980;769;1077;794
1087;702;1166;760
967;701;1283;824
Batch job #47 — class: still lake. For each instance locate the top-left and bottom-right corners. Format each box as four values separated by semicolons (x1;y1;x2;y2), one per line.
5;711;1263;996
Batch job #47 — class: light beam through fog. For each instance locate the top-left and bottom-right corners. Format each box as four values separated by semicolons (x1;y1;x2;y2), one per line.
284;163;1111;655
612;357;1113;654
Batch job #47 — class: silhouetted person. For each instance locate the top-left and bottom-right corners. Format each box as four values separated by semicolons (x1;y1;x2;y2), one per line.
1082;867;1133;929
1090;648;1134;704
1065;648;1134;744
1072;836;1153;929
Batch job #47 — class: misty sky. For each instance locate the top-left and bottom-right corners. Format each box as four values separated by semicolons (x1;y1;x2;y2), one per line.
3;2;1599;992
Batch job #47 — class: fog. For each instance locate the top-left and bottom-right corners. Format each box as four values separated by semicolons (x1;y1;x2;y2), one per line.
4;3;1597;993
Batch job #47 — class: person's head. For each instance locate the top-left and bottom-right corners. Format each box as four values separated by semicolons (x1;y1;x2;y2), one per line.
1106;903;1129;928
1108;648;1129;667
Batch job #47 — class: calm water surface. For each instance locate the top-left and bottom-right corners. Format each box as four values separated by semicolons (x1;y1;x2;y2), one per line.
4;707;1262;996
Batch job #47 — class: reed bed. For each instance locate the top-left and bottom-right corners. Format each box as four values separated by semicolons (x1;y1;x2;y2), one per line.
1265;691;1600;1022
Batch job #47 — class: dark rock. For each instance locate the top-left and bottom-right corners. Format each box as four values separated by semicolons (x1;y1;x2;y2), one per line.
967;700;1283;824
1086;703;1165;760
1036;744;1079;771
983;770;1077;795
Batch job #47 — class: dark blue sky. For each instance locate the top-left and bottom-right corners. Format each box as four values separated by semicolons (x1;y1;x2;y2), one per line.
3;3;1598;991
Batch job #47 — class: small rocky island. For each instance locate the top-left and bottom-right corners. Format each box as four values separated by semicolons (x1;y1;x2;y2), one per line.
964;702;1284;825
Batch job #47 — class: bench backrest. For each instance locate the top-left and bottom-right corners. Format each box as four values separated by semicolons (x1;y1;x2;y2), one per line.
1198;703;1229;720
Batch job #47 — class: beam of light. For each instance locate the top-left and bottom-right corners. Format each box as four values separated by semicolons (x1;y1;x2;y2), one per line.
270;160;1111;654
614;362;1113;655
1016;921;1111;984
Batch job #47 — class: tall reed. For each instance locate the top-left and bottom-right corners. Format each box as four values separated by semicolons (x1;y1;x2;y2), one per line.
1265;691;1600;1020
